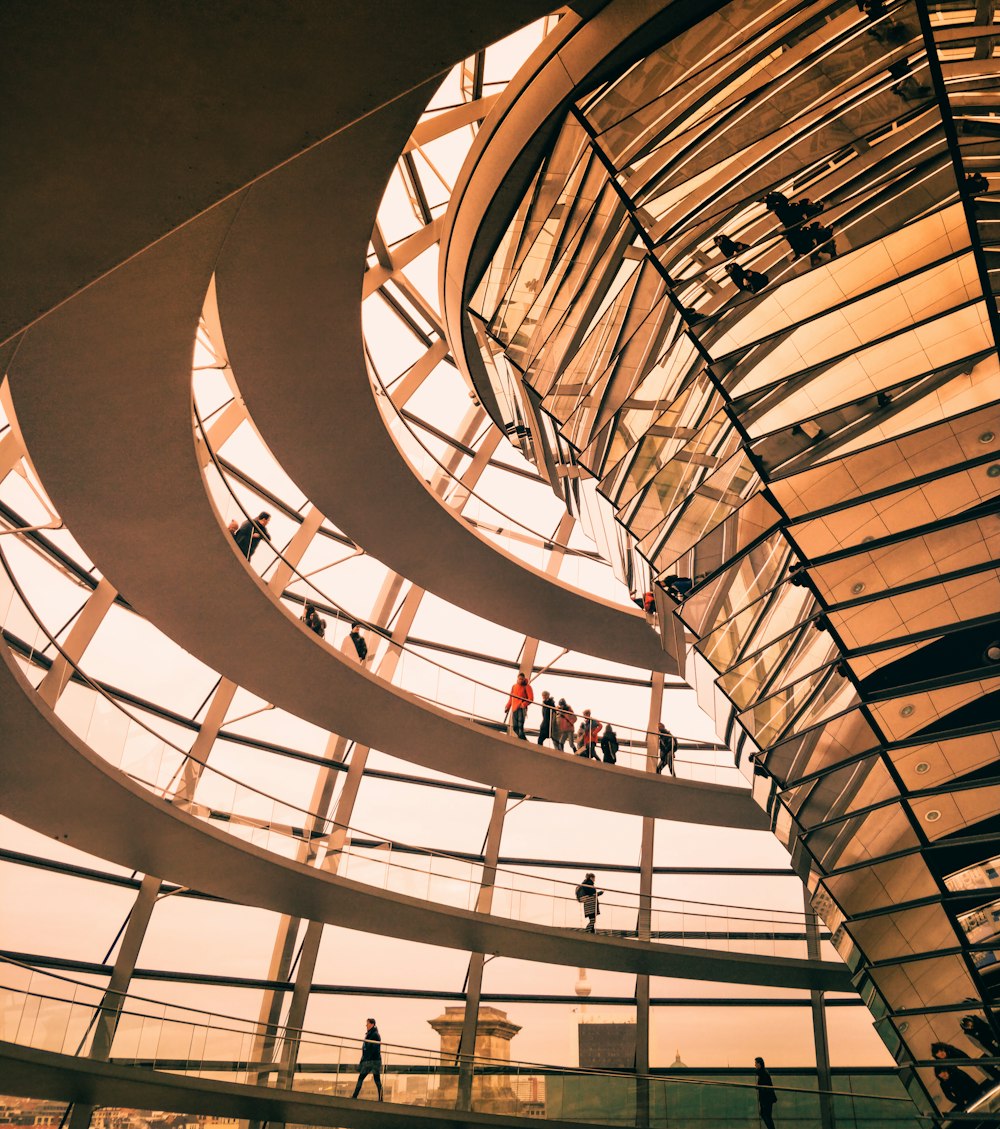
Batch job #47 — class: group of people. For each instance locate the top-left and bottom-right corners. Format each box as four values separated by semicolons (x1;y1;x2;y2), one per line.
929;1014;1000;1113
504;673;677;774
763;190;837;267
229;512;371;662
710;188;839;305
300;600;369;661
630;576;695;611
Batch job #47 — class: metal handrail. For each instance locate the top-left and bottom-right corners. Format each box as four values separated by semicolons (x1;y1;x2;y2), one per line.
0;531;818;930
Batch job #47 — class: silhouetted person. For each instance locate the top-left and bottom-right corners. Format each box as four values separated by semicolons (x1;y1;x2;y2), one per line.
755;1057;777;1129
554;699;576;751
302;602;326;638
575;872;603;933
656;724;676;776
600;724;619;765
890;60;931;101
577;709;602;759
789;198;824;224
763;190;796;226
784;225;815;257
965;171;989;196
505;672;533;740
352;1018;383;1100
714;234;749;258
538;690;556;747
868;16;910;45
805;222;837;265
726;262;768;294
233;512;271;560
934;1065;980;1111
349;622;368;662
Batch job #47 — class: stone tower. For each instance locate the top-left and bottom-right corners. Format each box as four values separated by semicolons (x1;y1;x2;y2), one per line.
426;1006;522;1112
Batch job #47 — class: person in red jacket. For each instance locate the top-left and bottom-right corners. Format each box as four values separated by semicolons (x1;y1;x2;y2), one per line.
505;671;533;740
554;699;576;751
577;709;602;759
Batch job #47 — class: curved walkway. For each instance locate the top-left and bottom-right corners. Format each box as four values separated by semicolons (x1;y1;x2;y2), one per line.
211;81;680;673
3;204;755;827
3;0;677;674
0;642;847;990
0;2;550;342
0;1043;589;1129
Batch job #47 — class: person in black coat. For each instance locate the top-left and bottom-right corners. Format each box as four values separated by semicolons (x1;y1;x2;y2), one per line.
349;622;369;662
726;262;769;294
755;1057;777;1129
934;1064;981;1110
537;690;556;747
352;1018;383;1100
232;512;271;560
656;724;676;775
600;724;619;764
575;872;603;933
714;233;749;258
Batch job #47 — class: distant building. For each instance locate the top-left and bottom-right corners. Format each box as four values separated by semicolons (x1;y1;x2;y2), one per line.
424;1005;526;1114
578;1019;636;1070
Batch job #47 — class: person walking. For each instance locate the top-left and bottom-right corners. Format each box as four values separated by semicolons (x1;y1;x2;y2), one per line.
554;699;576;751
600;724;619;764
348;622;368;662
577;709;602;759
352;1017;383;1100
232;511;271;560
656;723;676;775
575;873;603;933
505;671;533;740
302;602;326;638
755;1056;777;1129
537;690;556;747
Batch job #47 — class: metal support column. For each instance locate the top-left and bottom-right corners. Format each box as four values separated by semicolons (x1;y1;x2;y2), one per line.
178;677;238;799
37;578;117;708
805;884;836;1129
635;672;663;1127
67;873;162;1129
256;573;424;1103
457;786;509;1110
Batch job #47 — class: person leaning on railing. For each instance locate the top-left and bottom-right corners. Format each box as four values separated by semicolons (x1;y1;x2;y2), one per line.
232;511;271;559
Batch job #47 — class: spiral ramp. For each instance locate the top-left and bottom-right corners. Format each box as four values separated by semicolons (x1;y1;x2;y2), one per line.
0;3;946;1129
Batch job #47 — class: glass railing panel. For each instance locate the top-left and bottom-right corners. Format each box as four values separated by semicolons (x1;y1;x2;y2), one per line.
0;962;924;1125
